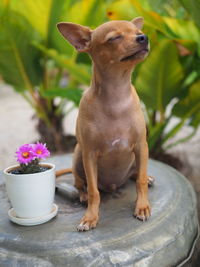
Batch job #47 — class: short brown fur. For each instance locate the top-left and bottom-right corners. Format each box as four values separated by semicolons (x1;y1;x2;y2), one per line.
57;18;151;231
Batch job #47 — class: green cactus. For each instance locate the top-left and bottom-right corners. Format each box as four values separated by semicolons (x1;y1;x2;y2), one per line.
20;159;44;174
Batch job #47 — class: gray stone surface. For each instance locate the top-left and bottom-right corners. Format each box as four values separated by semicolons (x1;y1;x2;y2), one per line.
0;155;199;267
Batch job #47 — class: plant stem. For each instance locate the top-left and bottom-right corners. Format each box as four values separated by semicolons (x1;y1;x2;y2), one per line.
160;110;165;123
64;105;75;116
165;128;198;150
161;103;200;146
71;49;78;63
43;59;49;90
21;92;35;109
152;110;156;126
54;67;63;88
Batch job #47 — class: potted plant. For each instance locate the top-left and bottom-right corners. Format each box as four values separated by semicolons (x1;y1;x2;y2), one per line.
3;143;58;226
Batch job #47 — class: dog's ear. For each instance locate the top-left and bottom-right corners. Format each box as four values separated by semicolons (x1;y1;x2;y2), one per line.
57;22;92;52
131;17;144;30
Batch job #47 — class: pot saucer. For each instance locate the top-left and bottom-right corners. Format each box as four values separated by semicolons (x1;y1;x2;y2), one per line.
8;203;58;226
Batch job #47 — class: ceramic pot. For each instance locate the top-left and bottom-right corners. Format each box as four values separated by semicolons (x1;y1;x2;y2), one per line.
4;163;55;218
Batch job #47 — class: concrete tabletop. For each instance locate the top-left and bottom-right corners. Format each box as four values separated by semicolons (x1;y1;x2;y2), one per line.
0;154;199;267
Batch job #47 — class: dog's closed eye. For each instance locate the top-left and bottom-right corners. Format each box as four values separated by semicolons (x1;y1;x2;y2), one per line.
107;35;122;42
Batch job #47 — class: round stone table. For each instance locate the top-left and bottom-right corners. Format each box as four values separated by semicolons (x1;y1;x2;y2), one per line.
0;154;199;267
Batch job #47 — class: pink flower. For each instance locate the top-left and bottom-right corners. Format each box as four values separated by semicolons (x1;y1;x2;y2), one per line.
16;144;35;164
32;143;50;159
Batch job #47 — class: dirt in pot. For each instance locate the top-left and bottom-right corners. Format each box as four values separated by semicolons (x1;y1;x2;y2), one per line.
9;165;51;175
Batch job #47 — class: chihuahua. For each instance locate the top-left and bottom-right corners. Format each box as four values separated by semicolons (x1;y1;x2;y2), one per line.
57;17;152;231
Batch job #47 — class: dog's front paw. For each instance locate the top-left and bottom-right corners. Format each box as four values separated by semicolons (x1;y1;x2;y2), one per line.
134;198;151;221
77;214;99;231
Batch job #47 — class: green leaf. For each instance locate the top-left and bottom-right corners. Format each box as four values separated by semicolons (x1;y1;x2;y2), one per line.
179;0;200;28
10;0;75;55
0;10;42;91
81;0;107;28
189;111;200;128
163;17;200;43
42;87;82;106
46;0;74;54
148;122;167;151
161;80;200;146
165;127;198;150
172;80;200;120
65;0;106;28
106;0;139;21
135;39;184;114
0;0;8;17
107;0;198;51
161;119;186;146
130;0;174;37
33;43;91;85
163;17;199;51
109;0;175;38
55;56;90;85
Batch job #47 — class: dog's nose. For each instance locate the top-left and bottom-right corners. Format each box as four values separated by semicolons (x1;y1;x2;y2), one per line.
136;34;148;44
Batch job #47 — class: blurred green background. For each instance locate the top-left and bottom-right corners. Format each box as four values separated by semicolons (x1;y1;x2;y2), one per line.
0;0;200;162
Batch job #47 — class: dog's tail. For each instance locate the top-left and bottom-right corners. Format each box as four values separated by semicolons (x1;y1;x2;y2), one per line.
55;168;72;178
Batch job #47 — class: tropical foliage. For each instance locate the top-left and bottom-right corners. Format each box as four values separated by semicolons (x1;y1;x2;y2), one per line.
0;0;106;151
107;0;200;156
0;0;200;156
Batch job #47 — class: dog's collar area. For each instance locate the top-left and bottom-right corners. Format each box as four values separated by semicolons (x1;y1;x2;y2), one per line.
120;48;149;61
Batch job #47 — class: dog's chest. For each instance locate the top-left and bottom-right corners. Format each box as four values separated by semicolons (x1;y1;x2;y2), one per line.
95;116;138;155
104;137;132;153
79;91;145;152
89;102;144;153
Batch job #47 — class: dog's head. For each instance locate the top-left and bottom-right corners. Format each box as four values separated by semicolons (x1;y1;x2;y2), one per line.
57;18;149;68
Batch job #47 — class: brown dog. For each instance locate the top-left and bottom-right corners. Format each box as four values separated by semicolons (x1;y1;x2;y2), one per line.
57;17;152;231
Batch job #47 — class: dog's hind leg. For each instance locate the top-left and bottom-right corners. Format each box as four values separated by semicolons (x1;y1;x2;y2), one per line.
130;172;155;187
74;172;88;204
73;144;88;204
129;163;155;187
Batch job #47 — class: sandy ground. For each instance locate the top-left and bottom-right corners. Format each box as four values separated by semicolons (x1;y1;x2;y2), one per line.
0;83;200;181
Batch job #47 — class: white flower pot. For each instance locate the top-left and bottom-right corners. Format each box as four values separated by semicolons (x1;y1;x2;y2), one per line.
4;163;55;219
